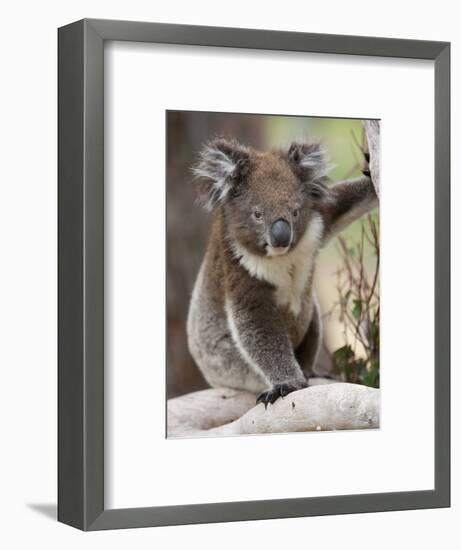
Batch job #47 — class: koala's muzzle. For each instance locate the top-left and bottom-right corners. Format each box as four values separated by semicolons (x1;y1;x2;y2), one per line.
270;219;291;248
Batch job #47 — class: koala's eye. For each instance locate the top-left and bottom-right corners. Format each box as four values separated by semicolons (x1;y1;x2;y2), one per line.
253;210;263;220
293;208;299;218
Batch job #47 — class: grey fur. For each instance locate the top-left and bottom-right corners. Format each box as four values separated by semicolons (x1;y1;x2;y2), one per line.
187;139;378;403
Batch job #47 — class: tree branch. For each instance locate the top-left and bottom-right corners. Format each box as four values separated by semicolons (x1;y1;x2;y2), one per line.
363;120;380;197
168;380;379;438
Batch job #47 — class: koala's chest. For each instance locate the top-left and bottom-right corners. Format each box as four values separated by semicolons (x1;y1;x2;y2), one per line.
241;251;316;317
270;261;314;317
263;259;316;347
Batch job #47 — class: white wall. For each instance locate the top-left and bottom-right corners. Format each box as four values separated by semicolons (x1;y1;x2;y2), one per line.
0;0;458;547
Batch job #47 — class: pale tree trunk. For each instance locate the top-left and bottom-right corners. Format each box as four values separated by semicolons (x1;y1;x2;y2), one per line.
363;119;380;197
168;380;379;438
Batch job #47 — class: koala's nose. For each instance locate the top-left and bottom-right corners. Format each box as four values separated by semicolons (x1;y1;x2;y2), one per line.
270;219;291;248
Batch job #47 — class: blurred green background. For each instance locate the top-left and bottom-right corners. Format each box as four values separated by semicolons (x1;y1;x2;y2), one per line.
166;111;378;398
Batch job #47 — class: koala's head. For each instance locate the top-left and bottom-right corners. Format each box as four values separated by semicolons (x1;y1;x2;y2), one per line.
192;138;329;257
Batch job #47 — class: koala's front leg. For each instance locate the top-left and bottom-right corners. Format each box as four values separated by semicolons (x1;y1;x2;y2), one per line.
320;175;378;244
225;291;307;407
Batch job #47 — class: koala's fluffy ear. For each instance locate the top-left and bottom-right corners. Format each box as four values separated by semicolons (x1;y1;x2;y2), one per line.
287;142;330;199
192;138;250;210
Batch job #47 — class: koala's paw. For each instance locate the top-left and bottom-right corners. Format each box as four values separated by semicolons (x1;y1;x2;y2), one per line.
256;381;306;409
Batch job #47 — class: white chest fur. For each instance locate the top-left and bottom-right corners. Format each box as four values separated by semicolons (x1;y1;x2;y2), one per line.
233;214;324;316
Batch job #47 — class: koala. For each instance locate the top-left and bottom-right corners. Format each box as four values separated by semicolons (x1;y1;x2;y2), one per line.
187;137;378;406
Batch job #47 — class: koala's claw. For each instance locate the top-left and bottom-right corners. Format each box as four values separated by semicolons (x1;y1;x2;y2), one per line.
256;383;299;409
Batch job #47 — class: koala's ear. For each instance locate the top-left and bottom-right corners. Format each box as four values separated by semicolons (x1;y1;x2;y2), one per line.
192;139;250;210
287;142;330;201
287;142;330;181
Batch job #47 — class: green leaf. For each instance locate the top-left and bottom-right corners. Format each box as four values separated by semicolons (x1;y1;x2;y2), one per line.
333;344;353;363
352;299;362;320
360;360;380;388
362;370;379;388
332;345;356;381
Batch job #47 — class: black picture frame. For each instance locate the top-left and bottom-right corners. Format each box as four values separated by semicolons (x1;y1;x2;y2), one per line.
58;18;450;531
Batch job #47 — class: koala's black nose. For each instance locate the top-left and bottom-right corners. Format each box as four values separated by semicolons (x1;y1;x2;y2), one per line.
270;219;291;248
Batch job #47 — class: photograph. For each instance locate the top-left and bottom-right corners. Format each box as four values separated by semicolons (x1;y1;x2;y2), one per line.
166;110;380;438
0;3;452;541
